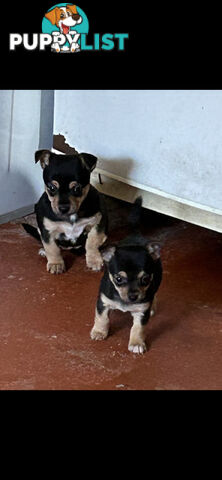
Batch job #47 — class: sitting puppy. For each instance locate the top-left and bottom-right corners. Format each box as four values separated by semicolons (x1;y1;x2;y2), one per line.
90;197;162;354
23;150;107;273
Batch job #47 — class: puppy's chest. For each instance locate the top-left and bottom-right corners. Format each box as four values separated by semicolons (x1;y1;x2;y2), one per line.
101;293;150;314
43;213;101;244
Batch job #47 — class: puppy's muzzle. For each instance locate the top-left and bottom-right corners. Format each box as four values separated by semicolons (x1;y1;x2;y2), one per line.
128;292;139;302
59;204;70;214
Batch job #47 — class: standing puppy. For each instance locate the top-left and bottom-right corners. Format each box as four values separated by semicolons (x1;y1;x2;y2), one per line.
90;198;162;354
24;150;107;274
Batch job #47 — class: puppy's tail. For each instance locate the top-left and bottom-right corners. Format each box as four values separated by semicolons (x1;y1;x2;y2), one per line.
22;223;41;242
128;196;143;231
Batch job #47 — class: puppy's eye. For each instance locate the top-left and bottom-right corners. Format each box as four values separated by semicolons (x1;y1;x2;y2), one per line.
141;274;151;286
48;183;58;194
71;184;82;196
114;275;126;286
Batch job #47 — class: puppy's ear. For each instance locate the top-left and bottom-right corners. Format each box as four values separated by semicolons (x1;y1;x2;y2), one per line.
147;243;161;261
101;245;116;263
45;7;60;25
67;4;78;15
35;150;51;169
79;153;97;172
67;5;81;21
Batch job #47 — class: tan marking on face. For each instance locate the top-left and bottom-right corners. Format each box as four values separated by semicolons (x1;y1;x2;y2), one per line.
69;184;90;213
140;284;151;297
137;270;146;279
45;185;60;214
109;272;129;302
45;182;90;216
118;271;127;278
45;182;60;215
109;270;153;303
137;271;153;298
51;180;60;188
69;181;78;189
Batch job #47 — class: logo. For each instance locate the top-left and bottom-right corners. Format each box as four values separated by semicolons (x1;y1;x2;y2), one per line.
9;3;129;53
42;3;88;53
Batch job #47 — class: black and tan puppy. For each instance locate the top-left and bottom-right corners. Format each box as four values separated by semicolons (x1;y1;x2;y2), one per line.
90;198;162;354
24;149;107;273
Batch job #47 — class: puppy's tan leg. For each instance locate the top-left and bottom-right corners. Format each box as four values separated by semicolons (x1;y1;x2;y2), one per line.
42;239;65;274
85;226;107;271
128;312;149;354
90;306;110;341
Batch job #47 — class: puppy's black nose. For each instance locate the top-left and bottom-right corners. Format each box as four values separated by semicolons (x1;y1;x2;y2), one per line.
128;292;138;302
59;204;70;214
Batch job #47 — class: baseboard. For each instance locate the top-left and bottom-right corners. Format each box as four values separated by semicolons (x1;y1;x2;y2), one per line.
3;168;220;232
91;169;222;233
0;205;34;225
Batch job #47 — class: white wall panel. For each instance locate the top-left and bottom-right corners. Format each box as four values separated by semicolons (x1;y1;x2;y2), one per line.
54;90;222;231
54;90;222;209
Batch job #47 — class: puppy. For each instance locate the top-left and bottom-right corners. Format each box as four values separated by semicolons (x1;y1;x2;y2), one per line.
23;150;107;274
45;4;82;52
90;197;162;354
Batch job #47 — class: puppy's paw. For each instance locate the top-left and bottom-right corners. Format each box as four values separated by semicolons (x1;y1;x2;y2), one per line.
47;261;65;274
86;253;103;272
128;342;147;354
90;327;108;341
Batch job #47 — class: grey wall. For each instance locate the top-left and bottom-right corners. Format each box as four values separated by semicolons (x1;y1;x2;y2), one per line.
0;90;54;218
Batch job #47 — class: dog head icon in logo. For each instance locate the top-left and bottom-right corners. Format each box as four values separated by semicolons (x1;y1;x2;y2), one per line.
42;3;89;52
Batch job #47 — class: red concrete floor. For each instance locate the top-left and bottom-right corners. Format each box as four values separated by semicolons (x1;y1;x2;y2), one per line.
0;197;222;390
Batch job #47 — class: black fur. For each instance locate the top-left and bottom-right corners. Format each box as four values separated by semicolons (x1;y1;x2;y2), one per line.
98;197;162;321
34;183;108;249
22;223;41;242
99;244;162;307
23;150;108;270
127;195;142;230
